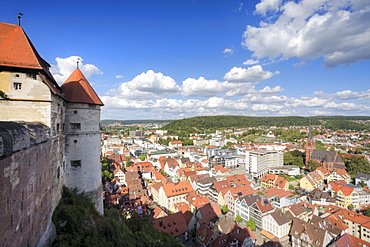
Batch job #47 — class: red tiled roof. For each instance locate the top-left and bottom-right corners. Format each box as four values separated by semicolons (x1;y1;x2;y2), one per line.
153;212;188;237
162;181;194;197
0;22;49;70
61;68;104;105
255;199;274;213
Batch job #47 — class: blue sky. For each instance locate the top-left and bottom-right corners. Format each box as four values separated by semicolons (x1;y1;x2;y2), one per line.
2;0;370;120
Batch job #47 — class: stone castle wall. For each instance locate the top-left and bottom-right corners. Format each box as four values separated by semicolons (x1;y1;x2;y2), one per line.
0;122;63;247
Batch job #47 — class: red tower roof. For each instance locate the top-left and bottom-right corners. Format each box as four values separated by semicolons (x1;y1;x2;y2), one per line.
61;68;104;106
0;22;50;70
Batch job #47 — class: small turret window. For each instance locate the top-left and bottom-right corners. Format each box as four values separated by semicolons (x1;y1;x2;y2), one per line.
70;160;81;167
70;123;81;130
14;82;22;90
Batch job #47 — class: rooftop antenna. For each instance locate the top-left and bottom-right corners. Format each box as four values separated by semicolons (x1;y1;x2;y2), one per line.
17;13;23;26
77;58;80;69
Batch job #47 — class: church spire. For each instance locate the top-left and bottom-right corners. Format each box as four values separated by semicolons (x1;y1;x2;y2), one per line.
305;120;315;165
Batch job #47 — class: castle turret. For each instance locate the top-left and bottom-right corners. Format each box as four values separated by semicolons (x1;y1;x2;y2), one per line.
61;68;104;214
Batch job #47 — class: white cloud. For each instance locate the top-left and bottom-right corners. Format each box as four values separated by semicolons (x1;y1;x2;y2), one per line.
181;77;238;97
223;48;234;55
243;0;370;67
107;70;180;100
314;89;370;100
233;3;244;12
50;56;102;84
243;59;260;65
255;0;282;15
223;66;277;83
115;75;123;79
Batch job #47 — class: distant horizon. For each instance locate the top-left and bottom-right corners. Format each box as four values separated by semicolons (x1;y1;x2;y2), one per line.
100;115;370;122
4;0;369;120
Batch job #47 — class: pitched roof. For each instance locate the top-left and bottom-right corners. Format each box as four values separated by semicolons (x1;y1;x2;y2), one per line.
290;218;328;247
162;181;194;197
255;199;274;213
61;68;104;105
270;209;293;226
153;212;188;237
0;22;49;70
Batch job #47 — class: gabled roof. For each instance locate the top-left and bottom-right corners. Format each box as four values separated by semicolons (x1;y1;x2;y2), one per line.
61;68;104;105
0;22;50;70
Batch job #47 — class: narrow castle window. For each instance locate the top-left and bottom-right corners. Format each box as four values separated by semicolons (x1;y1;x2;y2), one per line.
70;160;81;167
13;82;22;90
70;123;81;130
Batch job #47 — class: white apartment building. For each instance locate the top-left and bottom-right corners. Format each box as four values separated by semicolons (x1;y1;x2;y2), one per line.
245;150;283;178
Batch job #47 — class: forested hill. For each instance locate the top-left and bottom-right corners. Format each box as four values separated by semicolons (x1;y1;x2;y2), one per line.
163;115;370;133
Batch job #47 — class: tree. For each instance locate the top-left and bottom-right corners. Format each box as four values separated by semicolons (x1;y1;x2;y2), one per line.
125;156;132;167
307;160;322;171
358;180;367;188
246;218;256;231
235;215;242;223
348;204;354;211
364;207;370;217
139;155;146;161
315;141;327;151
221;205;229;214
344;154;370;177
52;187;183;247
284;151;304;168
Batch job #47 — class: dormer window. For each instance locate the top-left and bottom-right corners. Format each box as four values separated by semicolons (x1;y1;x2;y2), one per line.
14;82;22;90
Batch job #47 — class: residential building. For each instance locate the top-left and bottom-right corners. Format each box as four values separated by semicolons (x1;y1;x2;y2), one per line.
265;187;297;208
290;218;333;247
245;150;283;178
235;194;261;223
260;173;289;191
327;169;351;184
307;189;336;206
300;171;325;191
268;165;300;176
323;205;370;240
158;181;194;212
262;209;293;244
249;199;274;229
222;185;255;213
356;173;370;187
197;177;217;197
210;224;255;247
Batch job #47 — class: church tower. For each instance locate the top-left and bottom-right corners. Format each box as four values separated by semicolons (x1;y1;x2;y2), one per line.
304;121;315;166
61;68;104;214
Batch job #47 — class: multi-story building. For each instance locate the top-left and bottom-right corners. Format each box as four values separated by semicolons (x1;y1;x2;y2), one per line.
245;150;283;178
262;209;293;244
158;181;194;212
235;194;261;223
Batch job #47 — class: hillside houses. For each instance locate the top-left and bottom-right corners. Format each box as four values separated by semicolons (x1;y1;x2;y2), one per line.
100;124;370;246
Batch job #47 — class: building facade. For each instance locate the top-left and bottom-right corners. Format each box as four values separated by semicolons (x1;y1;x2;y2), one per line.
245;150;283;178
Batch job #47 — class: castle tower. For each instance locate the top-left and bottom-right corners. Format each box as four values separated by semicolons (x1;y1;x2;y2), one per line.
0;22;66;246
61;68;104;214
304;121;315;165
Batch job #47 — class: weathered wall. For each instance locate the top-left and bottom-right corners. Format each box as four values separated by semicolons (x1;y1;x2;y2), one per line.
0;122;60;247
0;71;52;127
